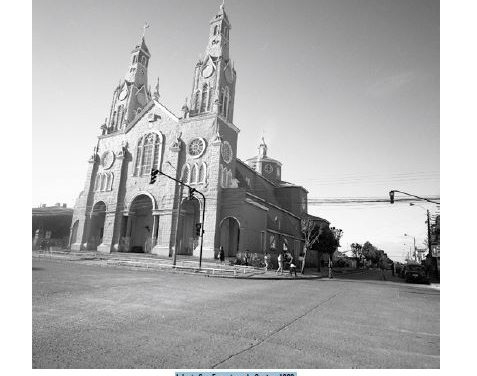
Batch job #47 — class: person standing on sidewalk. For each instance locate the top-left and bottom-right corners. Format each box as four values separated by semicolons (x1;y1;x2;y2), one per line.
276;252;284;274
218;246;225;264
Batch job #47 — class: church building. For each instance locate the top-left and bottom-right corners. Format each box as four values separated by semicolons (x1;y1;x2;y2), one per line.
70;3;325;261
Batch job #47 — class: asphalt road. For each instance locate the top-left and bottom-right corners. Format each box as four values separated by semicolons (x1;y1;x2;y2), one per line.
32;259;440;369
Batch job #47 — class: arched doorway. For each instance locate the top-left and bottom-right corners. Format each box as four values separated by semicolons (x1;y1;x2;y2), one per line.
179;197;200;255
89;202;106;250
220;217;240;257
69;220;79;248
129;194;154;253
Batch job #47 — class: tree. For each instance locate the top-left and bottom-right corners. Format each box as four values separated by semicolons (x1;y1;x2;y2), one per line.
361;241;378;264
315;226;340;277
300;218;323;274
350;243;362;259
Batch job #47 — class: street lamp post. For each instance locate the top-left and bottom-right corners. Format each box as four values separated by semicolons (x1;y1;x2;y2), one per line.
404;233;417;262
409;203;432;260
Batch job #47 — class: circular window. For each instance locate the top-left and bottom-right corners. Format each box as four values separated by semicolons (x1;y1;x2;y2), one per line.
264;163;273;174
221;141;233;164
188;138;206;158
101;151;115;170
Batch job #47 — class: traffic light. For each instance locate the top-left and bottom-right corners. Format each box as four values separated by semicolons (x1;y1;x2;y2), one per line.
188;187;196;200
149;169;159;184
389;190;395;204
195;223;202;237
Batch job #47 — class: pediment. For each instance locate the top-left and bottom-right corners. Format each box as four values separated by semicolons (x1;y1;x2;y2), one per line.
123;100;179;134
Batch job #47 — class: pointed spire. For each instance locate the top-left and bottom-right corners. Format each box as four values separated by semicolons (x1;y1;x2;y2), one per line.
142;22;150;38
153;77;160;100
181;97;189;118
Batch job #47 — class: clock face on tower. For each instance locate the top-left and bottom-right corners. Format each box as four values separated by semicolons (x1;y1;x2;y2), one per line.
202;64;215;78
264;164;273;174
119;87;128;101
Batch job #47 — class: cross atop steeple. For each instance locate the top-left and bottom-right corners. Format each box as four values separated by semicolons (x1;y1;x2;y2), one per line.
142;22;150;38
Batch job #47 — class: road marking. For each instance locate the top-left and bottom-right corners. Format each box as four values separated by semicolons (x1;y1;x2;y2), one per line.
210;291;341;369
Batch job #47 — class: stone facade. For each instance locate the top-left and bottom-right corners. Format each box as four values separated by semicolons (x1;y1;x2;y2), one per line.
70;4;316;261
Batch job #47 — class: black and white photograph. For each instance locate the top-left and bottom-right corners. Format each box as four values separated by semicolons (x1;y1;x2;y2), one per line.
22;0;468;372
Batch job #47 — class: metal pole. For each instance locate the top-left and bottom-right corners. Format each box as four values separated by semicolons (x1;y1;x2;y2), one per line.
156;169;206;269
412;236;417;262
172;182;183;267
196;192;206;269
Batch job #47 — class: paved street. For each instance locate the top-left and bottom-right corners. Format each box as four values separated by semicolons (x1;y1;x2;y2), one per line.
32;259;439;369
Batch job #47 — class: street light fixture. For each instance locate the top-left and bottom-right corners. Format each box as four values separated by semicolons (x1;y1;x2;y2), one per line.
404;233;417;262
409;203;432;259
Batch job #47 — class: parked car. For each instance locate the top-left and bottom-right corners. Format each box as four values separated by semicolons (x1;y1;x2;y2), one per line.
405;264;429;284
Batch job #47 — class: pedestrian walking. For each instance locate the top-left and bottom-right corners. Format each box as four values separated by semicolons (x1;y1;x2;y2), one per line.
328;259;333;279
218;246;225;264
276;252;284;274
264;252;271;270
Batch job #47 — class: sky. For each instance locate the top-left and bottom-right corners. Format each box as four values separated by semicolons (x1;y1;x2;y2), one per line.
33;0;440;262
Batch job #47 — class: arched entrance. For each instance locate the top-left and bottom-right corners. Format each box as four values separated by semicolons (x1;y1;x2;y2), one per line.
220;217;240;257
179;197;200;255
89;202;106;250
129;194;154;253
69;220;79;248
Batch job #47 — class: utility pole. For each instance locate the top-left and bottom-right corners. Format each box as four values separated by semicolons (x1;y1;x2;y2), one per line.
427;209;432;257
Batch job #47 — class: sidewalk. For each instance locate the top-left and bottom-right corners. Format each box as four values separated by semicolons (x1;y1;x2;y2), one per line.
32;249;328;280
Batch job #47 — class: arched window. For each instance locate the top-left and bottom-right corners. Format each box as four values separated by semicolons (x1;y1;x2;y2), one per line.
182;164;190;183
195;90;200;110
224;88;230;119
134;133;163;177
198;163;206;183
134;137;144;176
107;173;114;191
133;55;137;64
207;86;214;111
105;173;111;191
200;84;208;113
100;174;106;191
141;56;147;66
117;105;124;128
221;166;227;188
213;25;218;35
141;134;155;176
111;111;117;127
94;174;100;191
190;164;198;184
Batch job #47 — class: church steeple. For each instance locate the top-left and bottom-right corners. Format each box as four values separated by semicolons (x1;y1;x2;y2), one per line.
188;1;237;123
102;26;152;135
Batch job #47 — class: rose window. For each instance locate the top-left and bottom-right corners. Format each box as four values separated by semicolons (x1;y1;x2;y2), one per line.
188;138;206;158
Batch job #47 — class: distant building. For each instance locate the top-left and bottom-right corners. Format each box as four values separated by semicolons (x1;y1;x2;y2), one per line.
32;203;73;248
70;4;329;262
